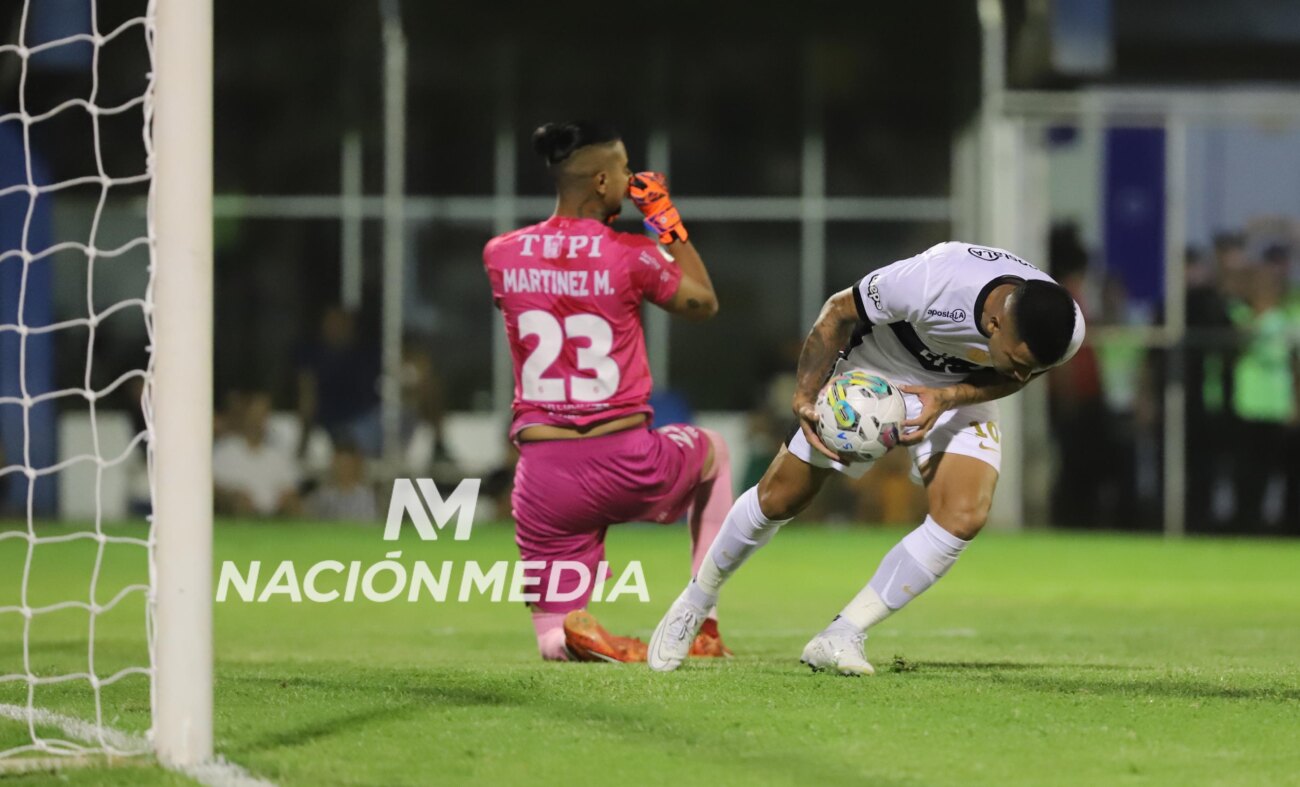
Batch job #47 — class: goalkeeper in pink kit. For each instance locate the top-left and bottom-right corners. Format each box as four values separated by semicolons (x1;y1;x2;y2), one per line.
483;121;733;662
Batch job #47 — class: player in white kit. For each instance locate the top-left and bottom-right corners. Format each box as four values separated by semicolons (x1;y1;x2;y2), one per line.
648;241;1086;674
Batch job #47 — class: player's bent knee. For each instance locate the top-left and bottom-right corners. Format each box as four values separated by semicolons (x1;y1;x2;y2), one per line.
755;478;791;520
931;500;990;540
756;449;829;520
756;473;811;521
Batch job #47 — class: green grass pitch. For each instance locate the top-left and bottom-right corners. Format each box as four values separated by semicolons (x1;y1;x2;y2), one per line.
2;520;1299;786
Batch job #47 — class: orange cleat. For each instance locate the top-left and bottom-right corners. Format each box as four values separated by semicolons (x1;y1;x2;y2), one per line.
563;610;648;663
688;617;734;658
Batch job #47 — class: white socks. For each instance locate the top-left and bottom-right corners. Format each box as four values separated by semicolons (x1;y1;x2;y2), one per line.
685;486;791;610
829;516;969;635
682;494;970;638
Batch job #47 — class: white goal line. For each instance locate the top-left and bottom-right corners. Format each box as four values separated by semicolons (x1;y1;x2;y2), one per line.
0;704;275;786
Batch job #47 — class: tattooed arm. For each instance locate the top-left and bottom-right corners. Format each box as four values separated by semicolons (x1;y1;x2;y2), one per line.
898;368;1035;445
792;288;862;460
658;240;719;321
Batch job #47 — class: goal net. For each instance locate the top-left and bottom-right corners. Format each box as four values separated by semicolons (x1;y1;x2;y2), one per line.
1;0;212;768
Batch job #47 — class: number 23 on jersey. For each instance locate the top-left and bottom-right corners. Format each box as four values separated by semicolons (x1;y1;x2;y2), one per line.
518;309;620;403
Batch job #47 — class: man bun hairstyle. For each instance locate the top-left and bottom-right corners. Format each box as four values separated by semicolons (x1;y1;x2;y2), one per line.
1013;279;1076;367
531;120;620;166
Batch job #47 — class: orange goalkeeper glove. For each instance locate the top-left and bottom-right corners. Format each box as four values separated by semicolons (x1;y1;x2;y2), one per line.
629;172;688;245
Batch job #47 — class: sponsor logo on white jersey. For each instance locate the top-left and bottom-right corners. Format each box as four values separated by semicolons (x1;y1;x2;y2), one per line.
967;246;1036;269
926;308;967;322
866;273;883;310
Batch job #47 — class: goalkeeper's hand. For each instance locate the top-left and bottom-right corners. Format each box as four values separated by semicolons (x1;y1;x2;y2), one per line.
629;172;688;245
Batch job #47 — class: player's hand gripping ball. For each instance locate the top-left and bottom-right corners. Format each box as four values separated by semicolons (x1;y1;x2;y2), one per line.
815;370;906;462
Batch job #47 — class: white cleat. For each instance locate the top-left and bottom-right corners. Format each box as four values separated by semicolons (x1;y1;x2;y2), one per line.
648;591;708;672
800;628;875;676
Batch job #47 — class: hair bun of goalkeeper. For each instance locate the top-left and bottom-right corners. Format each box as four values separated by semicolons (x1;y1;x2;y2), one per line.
532;121;620;165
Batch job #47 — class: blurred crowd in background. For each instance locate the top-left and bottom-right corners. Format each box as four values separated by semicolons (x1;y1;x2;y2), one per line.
189;213;1300;537
1047;220;1300;535
4;1;1300;535
206;305;457;522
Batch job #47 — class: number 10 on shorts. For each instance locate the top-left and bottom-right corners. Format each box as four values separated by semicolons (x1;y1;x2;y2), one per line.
970;421;1000;451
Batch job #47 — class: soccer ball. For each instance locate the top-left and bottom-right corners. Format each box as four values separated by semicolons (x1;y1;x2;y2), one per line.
815;369;906;462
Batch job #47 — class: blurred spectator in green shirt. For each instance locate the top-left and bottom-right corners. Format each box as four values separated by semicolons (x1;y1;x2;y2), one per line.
1229;256;1299;531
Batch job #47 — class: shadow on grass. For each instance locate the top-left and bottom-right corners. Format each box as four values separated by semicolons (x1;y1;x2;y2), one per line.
224;673;525;756
231;703;413;755
219;665;900;786
916;661;1300;702
920;661;1130;672
1000;674;1300;702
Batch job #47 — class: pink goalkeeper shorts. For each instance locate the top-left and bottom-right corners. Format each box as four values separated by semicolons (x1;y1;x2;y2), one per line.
511;424;711;613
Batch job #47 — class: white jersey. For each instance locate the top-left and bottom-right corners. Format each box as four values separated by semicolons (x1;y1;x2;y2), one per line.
845;241;1086;387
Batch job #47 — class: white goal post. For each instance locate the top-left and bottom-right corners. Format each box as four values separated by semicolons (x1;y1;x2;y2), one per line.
0;0;213;770
151;0;214;769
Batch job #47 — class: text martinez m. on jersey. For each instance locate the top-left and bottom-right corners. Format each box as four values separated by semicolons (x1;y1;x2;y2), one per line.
483;215;682;438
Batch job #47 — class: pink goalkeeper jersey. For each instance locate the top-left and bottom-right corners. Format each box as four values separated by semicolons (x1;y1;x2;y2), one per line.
483;216;682;438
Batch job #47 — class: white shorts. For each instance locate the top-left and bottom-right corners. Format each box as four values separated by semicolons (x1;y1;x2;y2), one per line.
787;391;1002;484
